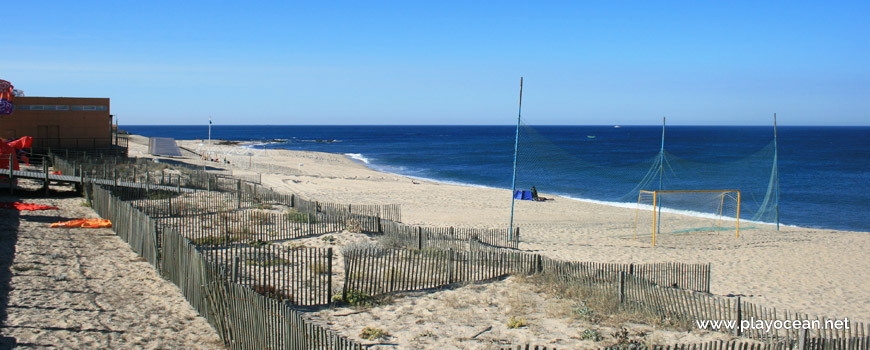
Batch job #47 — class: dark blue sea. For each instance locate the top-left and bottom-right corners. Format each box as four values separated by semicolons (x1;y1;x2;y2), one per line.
121;125;870;232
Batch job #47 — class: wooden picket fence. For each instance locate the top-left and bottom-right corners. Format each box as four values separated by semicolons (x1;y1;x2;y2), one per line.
90;184;364;349
540;258;711;293
342;245;711;298
380;219;520;250
55;152;403;224
342;245;537;297
90;185;159;267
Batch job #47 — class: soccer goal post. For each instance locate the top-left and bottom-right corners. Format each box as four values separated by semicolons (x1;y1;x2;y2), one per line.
634;190;741;246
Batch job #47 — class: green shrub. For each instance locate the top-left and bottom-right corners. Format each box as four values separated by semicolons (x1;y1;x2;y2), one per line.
334;289;371;306
360;327;387;341
285;209;316;223
507;316;527;329
580;328;603;341
254;203;273;210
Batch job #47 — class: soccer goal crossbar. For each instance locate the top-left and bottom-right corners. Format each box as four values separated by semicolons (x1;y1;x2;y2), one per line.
635;190;741;246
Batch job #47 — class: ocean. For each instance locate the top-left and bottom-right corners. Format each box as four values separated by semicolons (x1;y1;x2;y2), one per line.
121;125;870;232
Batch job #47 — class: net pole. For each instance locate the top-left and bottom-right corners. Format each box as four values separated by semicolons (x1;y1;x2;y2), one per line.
657;117;665;235
508;77;523;241
774;113;780;231
659;116;666;191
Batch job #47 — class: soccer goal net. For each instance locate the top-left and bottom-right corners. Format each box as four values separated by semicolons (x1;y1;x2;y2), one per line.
634;190;741;246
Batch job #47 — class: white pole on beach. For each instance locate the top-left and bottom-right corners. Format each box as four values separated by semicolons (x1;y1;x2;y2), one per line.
208;117;212;145
509;77;523;241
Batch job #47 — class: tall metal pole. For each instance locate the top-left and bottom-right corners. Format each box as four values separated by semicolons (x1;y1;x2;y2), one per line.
208;117;212;145
659;116;666;191
774;113;780;231
508;77;524;240
658;116;666;235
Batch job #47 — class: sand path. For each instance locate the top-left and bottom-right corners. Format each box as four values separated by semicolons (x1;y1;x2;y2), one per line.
0;189;223;349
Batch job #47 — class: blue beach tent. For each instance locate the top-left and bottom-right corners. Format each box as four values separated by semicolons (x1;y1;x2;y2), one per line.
514;190;533;201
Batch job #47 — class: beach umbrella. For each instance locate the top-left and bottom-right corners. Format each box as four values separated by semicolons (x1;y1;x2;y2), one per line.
0;79;13;115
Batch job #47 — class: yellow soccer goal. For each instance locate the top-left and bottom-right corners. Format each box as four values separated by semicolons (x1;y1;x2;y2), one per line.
634;190;741;246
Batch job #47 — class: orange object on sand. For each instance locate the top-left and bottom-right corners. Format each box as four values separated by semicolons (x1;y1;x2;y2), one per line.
0;202;59;211
50;218;112;228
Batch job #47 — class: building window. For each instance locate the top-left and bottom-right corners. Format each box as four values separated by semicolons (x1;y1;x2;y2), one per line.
71;105;108;111
13;105;72;111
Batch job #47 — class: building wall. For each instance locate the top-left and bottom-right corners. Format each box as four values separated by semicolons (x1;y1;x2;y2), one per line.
0;96;112;149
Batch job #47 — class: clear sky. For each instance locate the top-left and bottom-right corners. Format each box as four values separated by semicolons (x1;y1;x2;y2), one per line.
3;1;868;125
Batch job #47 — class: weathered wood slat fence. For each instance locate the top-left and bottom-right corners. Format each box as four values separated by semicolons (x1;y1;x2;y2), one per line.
380;219;520;250
90;185;364;349
342;245;537;297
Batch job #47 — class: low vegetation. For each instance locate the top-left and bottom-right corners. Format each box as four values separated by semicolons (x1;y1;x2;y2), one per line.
360;327;388;341
507;316;528;329
252;284;293;302
284;209;314;223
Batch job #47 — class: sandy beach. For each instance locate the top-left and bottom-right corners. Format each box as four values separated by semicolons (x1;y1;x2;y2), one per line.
0;181;223;349
117;135;870;348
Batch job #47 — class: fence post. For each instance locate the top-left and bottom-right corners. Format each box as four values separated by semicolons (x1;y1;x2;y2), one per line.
619;271;626;304
736;296;742;336
307;212;312;234
798;328;808;350
327;248;333;304
536;254;543;274
232;256;240;284
448;249;455;284
237;180;242;209
417;227;423;250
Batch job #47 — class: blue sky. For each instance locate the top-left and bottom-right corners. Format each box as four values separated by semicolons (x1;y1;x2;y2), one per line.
3;1;868;125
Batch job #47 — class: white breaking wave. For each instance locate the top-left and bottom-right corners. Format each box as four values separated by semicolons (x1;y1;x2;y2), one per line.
345;153;371;164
